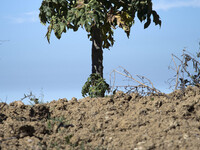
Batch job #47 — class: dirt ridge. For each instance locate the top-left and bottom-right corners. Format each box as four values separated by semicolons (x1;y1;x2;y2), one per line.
0;86;200;150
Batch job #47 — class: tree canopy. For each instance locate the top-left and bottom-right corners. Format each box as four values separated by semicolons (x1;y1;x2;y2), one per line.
39;0;161;49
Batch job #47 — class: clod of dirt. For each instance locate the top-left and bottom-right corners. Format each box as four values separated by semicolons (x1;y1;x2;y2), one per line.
0;86;200;150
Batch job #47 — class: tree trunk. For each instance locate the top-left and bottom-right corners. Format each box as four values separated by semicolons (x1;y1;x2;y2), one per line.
91;26;103;78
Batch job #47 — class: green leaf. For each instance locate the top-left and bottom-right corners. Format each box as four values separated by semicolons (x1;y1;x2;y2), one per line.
39;0;161;49
82;73;110;97
144;17;151;29
152;10;161;26
46;24;53;43
52;0;58;4
73;25;79;31
60;22;66;33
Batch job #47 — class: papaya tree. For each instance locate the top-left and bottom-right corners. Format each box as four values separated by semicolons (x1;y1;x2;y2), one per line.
39;0;161;97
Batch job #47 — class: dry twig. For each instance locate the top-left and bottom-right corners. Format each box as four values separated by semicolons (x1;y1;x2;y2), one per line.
168;47;200;90
110;66;165;96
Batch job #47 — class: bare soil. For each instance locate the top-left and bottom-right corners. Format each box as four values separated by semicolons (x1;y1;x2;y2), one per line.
0;86;200;150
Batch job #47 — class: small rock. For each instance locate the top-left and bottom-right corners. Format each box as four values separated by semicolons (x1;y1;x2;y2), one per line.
154;100;163;108
69;97;78;104
70;135;80;146
114;91;124;98
183;134;189;139
124;95;132;101
27;138;33;143
108;137;113;143
9;101;24;107
96;122;103;129
58;98;68;103
130;93;139;100
71;97;77;102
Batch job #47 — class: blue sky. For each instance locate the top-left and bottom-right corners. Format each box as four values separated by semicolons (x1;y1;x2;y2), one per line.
0;0;200;104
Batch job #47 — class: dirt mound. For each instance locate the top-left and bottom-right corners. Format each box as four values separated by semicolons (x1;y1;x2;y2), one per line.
0;86;200;150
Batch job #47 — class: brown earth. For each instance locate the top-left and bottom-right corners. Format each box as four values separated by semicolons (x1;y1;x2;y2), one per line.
0;86;200;150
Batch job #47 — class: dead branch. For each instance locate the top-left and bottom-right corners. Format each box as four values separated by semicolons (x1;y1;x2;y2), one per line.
168;47;200;90
171;54;181;90
110;66;165;96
